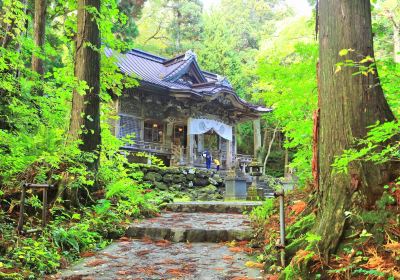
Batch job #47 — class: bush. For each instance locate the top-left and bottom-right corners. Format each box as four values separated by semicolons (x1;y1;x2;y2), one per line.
249;198;276;224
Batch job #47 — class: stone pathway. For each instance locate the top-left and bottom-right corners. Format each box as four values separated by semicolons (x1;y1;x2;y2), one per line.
57;202;264;280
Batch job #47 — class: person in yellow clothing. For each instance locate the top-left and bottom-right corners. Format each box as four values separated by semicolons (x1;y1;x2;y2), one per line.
214;158;220;171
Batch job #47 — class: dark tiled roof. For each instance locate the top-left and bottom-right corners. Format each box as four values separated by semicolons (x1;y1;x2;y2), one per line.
105;48;271;114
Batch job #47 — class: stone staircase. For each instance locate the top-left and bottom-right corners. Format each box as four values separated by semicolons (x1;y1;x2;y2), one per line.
125;201;262;243
59;201;265;279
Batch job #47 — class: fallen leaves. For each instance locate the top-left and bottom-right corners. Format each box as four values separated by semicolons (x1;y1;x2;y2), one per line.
118;236;130;242
154;239;171;247
85;259;107;267
102;252;120;259
229;246;254;254
116;270;131;275
222;255;234;261
80;251;95;258
206;221;222;225
290;200;307;215
136;249;151;256
166;263;196;277
244;261;264;269
384;240;400;256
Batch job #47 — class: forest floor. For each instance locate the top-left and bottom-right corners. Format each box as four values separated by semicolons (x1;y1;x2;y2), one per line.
49;202;265;280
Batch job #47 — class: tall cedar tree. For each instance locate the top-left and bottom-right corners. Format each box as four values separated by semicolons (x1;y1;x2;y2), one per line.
314;0;395;258
31;0;46;75
69;0;101;170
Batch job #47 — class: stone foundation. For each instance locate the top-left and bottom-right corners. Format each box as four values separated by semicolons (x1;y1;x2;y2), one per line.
138;165;224;201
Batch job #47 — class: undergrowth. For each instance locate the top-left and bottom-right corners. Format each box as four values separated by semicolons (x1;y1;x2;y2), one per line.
252;184;400;279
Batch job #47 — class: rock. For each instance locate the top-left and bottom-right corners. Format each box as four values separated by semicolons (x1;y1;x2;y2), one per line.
172;174;186;184
199;185;218;194
171;184;183;191
168;168;181;174
187;173;195;181
140;167;148;174
194;177;209;187
208;177;218;186
212;174;223;184
188;168;196;174
144;172;163;182
162;174;174;184
196;170;208;179
147;166;161;173
154;181;168;191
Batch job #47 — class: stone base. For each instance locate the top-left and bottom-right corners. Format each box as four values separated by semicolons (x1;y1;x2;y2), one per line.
224;178;247;200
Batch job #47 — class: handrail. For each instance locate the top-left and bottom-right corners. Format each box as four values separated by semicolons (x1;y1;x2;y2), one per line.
124;140;173;153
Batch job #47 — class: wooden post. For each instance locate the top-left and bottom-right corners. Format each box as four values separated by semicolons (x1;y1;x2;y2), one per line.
187;118;193;165
16;183;53;234
16;184;26;234
226;139;232;170
42;187;48;227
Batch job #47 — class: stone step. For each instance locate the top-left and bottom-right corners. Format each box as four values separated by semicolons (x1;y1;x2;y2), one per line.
165;201;263;214
125;212;254;243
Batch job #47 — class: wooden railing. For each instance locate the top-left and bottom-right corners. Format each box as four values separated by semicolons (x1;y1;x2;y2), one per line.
123;140;173;154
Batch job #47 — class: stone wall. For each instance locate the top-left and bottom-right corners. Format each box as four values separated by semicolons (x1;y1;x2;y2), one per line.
138;165;224;201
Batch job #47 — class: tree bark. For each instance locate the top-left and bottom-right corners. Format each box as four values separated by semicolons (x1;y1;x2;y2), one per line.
263;126;278;175
314;0;395;258
394;23;400;63
31;0;46;75
253;119;262;159
69;0;101;170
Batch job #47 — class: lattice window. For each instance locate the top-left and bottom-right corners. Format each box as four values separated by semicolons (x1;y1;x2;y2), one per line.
118;115;141;140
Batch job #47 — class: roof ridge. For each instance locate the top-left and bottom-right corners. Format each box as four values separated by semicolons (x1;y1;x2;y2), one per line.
127;49;166;63
163;54;186;66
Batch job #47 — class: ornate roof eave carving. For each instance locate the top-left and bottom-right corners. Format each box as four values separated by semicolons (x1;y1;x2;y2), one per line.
123;79;272;122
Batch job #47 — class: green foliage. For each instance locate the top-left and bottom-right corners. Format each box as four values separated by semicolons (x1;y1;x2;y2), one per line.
51;223;104;254
286;213;316;240
249;198;275;224
255;35;318;185
8;236;61;275
332;121;399;174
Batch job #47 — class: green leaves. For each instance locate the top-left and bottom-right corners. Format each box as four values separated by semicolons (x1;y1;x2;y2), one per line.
339;49;349;56
332;121;400;174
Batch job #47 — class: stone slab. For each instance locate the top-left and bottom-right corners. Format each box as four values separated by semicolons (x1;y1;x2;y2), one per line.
166;201;263;214
126;212;254;242
56;239;263;280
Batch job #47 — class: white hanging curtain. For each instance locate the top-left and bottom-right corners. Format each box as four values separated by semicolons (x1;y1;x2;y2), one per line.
188;118;232;141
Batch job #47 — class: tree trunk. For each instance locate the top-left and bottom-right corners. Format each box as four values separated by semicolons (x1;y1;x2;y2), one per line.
253;119;262;159
394;23;400;63
31;0;46;75
263;126;278;175
314;0;395;258
69;0;101;170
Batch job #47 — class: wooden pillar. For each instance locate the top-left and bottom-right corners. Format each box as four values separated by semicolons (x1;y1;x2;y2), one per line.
198;134;204;152
166;121;173;146
226;139;232;170
187;119;194;165
253;119;262;158
139;119;144;141
233;126;237;159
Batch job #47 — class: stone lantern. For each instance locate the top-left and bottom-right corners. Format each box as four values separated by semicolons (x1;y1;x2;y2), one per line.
247;159;263;200
224;160;247;200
